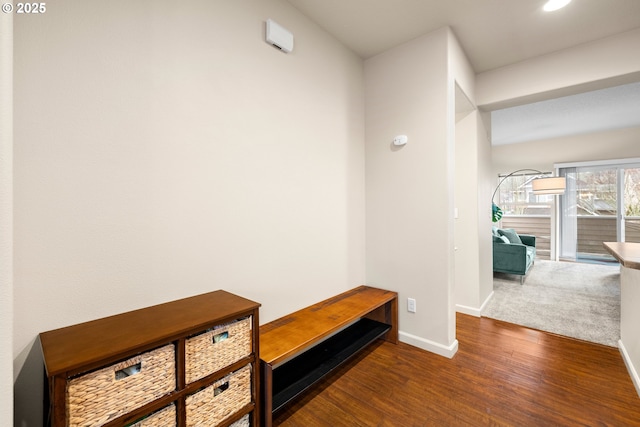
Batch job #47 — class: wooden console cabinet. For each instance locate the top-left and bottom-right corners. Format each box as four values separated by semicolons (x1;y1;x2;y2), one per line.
39;290;260;427
259;286;398;427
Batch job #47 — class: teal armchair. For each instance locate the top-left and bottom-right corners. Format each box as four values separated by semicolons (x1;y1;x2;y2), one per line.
492;227;536;284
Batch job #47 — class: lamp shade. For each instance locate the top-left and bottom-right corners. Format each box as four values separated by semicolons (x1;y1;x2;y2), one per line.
532;176;566;195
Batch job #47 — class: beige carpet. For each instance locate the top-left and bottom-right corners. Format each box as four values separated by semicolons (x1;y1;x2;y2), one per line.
484;259;621;347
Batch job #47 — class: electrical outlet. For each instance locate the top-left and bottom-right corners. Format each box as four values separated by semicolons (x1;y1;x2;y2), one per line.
407;298;416;313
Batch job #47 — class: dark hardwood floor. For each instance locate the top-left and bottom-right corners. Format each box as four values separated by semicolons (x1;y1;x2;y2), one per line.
273;313;640;426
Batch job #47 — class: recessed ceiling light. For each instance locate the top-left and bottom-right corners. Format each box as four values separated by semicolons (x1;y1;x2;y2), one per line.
543;0;572;12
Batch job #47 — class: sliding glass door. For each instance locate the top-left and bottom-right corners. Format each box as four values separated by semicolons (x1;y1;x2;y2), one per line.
559;161;640;262
623;167;640;243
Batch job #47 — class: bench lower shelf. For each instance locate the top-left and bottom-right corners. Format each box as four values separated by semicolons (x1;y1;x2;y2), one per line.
269;317;391;412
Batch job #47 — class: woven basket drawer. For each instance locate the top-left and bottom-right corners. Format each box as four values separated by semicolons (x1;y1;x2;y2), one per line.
66;344;176;427
185;317;251;384
185;364;252;427
130;404;177;427
229;414;250;427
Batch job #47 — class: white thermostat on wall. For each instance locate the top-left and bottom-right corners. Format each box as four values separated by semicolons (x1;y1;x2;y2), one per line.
266;19;294;53
393;135;408;146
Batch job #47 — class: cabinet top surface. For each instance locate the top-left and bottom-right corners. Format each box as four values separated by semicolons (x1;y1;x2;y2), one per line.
259;285;396;366
604;242;640;270
39;290;260;377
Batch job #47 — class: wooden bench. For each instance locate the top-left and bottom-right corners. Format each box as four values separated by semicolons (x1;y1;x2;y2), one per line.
259;285;398;426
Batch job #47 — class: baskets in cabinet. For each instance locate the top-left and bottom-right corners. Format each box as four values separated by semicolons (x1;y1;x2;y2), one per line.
66;344;176;427
129;403;177;427
185;364;252;427
229;414;250;427
185;317;252;383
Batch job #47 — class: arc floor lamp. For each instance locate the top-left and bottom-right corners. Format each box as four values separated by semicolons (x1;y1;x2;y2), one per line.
491;169;566;222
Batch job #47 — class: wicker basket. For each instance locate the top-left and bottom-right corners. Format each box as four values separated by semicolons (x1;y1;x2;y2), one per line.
66;344;176;427
185;364;252;427
185;317;251;384
129;404;177;427
229;414;250;427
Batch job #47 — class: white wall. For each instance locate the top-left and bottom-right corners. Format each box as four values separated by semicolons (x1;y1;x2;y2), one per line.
449;29;493;318
477;113;494;308
365;27;458;357
477;28;640;110
455;112;478;311
492;126;640;176
455;110;493;316
1;9;13;427
13;1;365;424
620;265;640;397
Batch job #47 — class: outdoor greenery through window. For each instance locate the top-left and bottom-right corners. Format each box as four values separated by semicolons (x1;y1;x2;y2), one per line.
495;172;554;217
624;169;640;217
559;163;640;261
560;167;640;218
496;163;640;262
623;170;640;244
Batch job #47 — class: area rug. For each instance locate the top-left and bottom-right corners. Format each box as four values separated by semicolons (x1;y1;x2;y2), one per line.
483;260;621;347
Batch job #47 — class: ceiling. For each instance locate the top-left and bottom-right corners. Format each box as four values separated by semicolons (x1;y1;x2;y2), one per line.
286;0;640;72
492;81;640;145
286;0;640;144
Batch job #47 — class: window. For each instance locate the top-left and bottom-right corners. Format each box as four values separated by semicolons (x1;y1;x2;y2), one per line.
495;172;553;217
558;159;640;262
494;172;554;259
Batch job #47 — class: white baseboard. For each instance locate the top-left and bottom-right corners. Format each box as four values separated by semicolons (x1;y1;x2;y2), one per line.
455;291;495;317
455;303;480;317
399;331;458;359
479;291;494;315
619;339;640;398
